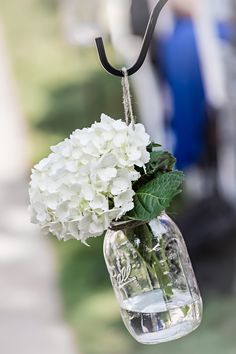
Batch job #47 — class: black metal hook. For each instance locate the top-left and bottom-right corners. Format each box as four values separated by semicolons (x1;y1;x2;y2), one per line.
95;0;169;77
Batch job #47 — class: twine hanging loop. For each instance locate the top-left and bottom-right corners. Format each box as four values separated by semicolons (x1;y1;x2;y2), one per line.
121;68;135;127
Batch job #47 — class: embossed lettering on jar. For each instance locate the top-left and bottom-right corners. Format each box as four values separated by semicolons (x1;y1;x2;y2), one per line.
104;213;203;344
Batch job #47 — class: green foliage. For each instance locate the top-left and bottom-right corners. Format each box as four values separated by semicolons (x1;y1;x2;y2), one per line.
146;150;176;174
127;171;184;221
134;150;177;190
147;142;161;151
126;144;184;222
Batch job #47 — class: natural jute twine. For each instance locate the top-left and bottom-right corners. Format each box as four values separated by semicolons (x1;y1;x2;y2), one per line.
121;67;135;128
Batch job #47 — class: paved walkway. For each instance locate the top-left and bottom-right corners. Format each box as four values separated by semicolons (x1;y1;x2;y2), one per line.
0;25;78;354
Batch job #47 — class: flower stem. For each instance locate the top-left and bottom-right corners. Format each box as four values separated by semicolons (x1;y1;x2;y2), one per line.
127;223;174;300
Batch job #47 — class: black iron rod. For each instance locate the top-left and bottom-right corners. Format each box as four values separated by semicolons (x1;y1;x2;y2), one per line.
95;0;168;77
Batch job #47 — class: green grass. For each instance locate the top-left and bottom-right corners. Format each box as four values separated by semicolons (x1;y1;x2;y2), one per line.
1;1;236;354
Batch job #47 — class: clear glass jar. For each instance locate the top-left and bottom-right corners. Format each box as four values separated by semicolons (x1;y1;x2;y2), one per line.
104;213;203;344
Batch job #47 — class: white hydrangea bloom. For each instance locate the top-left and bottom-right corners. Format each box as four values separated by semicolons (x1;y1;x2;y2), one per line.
29;114;150;242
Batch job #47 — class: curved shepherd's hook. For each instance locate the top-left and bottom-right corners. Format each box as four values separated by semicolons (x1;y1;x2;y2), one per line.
95;0;169;77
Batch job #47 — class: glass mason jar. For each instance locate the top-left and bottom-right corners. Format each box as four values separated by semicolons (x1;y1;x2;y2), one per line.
104;213;202;344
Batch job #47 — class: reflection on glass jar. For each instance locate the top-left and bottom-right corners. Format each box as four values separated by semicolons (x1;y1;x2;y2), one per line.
104;213;203;344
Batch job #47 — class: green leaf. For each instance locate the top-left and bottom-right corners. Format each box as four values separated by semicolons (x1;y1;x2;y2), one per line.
147;142;162;152
146;150;176;174
133;150;176;190
127;171;184;221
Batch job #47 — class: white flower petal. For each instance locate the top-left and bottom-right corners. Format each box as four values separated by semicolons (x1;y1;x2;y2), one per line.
82;184;95;201
97;153;117;168
56;202;69;221
112;119;127;131
97;167;117;182
89;195;109;211
113;133;126;147
126;147;142;161
110;177;131;195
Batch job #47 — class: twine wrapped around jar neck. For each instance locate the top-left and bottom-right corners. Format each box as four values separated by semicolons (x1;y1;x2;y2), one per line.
109;211;168;231
109;219;147;231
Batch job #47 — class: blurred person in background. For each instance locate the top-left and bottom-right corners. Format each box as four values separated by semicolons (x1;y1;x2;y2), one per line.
157;0;232;175
156;0;236;294
158;0;208;172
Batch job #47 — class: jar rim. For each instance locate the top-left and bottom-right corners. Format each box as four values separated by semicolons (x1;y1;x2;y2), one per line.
109;211;167;231
109;219;147;231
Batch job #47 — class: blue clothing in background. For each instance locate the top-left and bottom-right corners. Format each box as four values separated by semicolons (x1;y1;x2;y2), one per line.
157;18;233;170
158;18;206;170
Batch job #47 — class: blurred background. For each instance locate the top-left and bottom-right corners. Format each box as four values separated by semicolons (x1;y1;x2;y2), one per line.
0;0;236;353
